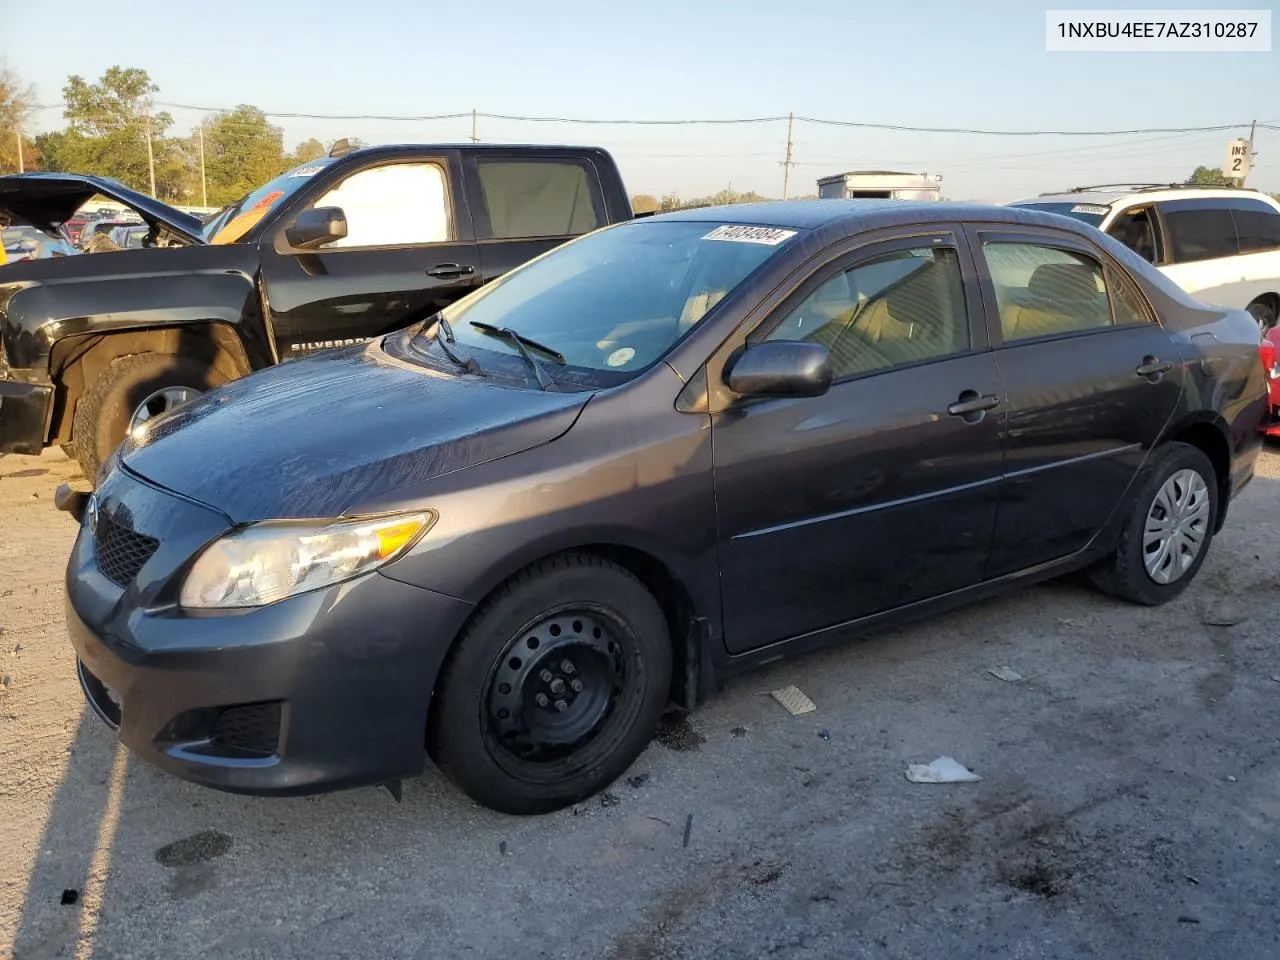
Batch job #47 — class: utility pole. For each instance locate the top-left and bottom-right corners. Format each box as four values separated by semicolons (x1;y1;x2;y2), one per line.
144;113;156;197
1243;118;1257;187
198;126;208;207
780;112;795;200
471;109;479;143
15;129;23;173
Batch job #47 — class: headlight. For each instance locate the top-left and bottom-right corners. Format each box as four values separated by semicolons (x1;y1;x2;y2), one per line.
179;512;434;610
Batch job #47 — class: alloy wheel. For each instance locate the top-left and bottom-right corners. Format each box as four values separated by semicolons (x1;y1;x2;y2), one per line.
129;386;200;431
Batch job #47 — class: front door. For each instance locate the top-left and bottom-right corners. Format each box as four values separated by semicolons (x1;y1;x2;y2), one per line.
969;228;1185;577
260;154;483;360
712;232;1006;654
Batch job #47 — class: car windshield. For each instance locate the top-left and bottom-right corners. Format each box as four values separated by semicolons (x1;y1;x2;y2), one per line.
431;219;797;386
202;157;338;244
1011;201;1110;226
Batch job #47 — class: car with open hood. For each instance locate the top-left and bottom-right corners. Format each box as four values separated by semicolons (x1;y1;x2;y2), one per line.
57;200;1267;815
0;143;633;481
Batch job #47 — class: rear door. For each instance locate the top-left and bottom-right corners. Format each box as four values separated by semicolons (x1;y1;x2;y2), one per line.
259;151;483;360
462;152;609;284
711;229;1006;653
1153;199;1250;309
967;226;1185;577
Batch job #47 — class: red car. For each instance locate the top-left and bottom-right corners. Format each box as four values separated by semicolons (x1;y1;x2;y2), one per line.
1262;327;1280;438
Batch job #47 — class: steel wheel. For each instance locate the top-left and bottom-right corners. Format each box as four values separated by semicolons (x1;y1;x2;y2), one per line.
129;386;200;431
485;610;625;765
1143;468;1210;585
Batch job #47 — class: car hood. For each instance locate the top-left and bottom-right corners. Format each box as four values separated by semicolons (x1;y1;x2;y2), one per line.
118;342;592;523
0;173;205;245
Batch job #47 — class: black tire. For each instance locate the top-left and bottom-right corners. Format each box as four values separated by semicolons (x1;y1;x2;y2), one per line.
71;352;224;483
1247;297;1277;331
429;554;672;815
1089;442;1217;606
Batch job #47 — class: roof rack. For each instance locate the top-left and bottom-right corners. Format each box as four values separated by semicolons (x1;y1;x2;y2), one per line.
1040;181;1250;196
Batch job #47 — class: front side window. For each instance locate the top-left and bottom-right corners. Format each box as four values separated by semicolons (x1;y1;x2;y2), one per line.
765;246;970;379
313;162;450;248
428;220;792;385
476;159;603;240
1106;207;1158;263
1160;205;1238;263
984;243;1113;343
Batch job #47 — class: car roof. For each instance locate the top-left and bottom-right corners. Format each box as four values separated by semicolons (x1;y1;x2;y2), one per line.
1015;186;1280;208
642;199;1090;234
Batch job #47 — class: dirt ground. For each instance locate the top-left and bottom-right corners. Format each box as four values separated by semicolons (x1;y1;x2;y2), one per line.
1;445;1278;960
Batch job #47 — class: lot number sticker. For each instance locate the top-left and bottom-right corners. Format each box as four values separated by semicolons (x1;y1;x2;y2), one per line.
703;225;797;245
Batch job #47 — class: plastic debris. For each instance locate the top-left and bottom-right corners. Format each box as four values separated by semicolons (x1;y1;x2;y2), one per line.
1177;915;1201;924
60;889;78;906
682;814;693;848
770;685;817;716
988;666;1022;682
1202;608;1249;627
905;757;983;784
626;774;649;789
817;729;831;741
1227;775;1237;783
1054;617;1075;626
498;841;510;856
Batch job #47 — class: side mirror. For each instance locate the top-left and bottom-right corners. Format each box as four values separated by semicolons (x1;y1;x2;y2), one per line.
726;340;832;398
286;207;347;250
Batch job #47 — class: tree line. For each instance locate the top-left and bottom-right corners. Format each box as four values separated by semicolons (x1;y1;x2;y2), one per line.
1;64;327;207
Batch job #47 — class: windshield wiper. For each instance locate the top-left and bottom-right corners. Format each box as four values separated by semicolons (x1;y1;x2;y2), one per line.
434;315;483;375
469;321;563;391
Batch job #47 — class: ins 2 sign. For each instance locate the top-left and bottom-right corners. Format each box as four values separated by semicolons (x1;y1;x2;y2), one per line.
1225;139;1252;181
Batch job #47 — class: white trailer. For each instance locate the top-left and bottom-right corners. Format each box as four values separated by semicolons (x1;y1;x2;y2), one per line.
817;171;943;201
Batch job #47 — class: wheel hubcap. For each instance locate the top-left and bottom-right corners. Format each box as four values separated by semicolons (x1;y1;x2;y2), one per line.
486;612;625;762
129;386;200;431
1143;468;1210;585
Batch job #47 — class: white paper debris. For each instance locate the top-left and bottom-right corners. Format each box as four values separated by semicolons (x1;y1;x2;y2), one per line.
770;685;817;716
905;757;983;784
988;666;1022;682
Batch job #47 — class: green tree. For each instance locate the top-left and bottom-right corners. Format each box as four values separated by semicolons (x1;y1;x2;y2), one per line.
43;67;173;192
199;106;285;206
285;137;326;167
0;62;36;172
630;193;659;214
1186;166;1233;187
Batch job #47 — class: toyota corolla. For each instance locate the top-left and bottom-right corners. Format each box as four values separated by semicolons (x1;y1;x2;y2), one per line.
59;202;1267;814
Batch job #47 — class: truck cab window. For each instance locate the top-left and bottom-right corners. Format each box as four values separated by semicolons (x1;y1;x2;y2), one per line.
314;163;451;248
476;159;603;239
1106;207;1157;263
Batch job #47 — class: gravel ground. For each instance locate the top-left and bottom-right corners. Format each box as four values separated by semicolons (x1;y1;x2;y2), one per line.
2;446;1278;960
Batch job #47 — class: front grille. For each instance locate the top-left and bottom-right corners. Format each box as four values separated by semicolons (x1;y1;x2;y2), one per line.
94;514;159;587
210;702;282;756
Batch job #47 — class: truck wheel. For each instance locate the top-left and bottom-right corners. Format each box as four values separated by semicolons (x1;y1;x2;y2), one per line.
71;353;225;482
1246;296;1277;331
428;554;672;814
1088;442;1217;606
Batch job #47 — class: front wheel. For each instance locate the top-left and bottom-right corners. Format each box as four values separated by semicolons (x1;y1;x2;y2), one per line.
429;554;672;814
1089;442;1217;605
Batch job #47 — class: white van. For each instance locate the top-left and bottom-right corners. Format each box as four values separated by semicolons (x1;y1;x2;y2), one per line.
1009;185;1280;329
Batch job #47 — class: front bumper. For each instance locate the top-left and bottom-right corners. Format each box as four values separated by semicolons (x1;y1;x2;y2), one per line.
65;466;475;796
0;378;52;453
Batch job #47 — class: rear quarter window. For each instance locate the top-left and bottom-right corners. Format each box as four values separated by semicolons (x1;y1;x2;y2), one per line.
1230;203;1280;253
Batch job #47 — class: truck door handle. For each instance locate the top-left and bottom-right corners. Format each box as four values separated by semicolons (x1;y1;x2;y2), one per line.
426;263;476;278
947;390;1001;419
1135;356;1173;379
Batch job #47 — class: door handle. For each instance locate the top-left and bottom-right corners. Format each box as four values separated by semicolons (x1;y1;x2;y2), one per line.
947;391;1001;418
426;263;476;278
1135;356;1173;379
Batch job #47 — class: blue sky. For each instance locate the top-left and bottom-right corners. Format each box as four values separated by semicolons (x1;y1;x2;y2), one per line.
4;0;1278;200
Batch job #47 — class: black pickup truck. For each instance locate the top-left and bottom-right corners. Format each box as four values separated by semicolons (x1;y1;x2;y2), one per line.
0;142;633;479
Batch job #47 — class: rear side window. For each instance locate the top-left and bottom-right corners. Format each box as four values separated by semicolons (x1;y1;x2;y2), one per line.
476;159;604;240
983;243;1113;343
1231;206;1280;253
1160;206;1238;262
1105;207;1158;263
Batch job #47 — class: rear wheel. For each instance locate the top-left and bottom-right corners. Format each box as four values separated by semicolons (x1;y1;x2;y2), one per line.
1247;296;1277;331
429;554;672;814
71;352;224;482
1089;442;1217;605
